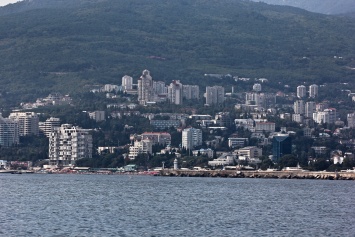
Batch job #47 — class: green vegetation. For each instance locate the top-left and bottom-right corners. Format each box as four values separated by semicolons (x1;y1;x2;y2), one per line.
0;0;355;107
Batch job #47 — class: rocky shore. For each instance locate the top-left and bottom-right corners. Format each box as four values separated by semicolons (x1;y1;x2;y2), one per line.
160;170;355;180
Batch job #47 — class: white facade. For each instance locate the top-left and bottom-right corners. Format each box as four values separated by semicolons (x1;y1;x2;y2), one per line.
141;132;171;146
153;81;167;95
205;86;225;105
0;115;19;147
297;85;307;99
309;84;319;98
49;124;92;167
347;113;355;128
9;112;39;136
122;75;133;90
253;83;262;92
39;117;61;137
236;146;262;159
255;122;275;132
129;139;153;160
168;80;183;105
228;137;248;148
88;111;105;122
183;85;199;99
138;70;154;105
182;127;202;150
305;101;316;118
313;108;337;124
294;100;305;115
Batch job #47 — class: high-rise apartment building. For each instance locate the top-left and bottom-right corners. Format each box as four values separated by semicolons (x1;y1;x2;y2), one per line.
253;83;262;92
0;115;19;147
182;127;202;150
129;139;153;160
305;101;316;118
313;108;337;124
48;124;92;167
183;85;199;100
138;70;154;105
294;100;305;114
9;112;39;136
297;85;307;99
168;80;183;105
39;117;61;137
205;86;225;105
309;84;319;98
347;113;355;128
122;75;133;90
153;81;167;95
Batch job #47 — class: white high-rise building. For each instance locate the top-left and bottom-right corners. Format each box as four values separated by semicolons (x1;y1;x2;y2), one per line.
253;83;262;92
0;115;19;147
138;70;154;105
122;75;133;90
309;84;319;98
305;101;316;118
9;112;39;136
182;127;202;150
297;85;307;99
168;80;183;105
205;86;225;105
294;100;305;114
153;81;167;95
183;85;199;100
49;124;92;167
39;117;61;137
347;113;355;128
313;108;337;124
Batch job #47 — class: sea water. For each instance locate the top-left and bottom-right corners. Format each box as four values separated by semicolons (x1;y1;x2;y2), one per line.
0;174;354;236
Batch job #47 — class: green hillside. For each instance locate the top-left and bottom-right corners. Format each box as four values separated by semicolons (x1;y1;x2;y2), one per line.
0;0;355;106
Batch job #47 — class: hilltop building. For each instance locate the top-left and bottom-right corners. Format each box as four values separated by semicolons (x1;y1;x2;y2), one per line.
297;85;307;99
122;75;133;90
309;84;319;98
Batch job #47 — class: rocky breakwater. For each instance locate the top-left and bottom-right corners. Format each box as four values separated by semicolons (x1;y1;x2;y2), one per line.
160;170;355;180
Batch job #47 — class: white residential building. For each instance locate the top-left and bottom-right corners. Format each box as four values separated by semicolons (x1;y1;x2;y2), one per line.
205;86;225;105
122;75;133;90
255;122;275;132
88;111;105;122
141;132;171;146
305;101;316;118
236;146;262;160
48;124;92;167
309;84;319;98
297;85;307;99
0;115;19;147
138;69;154;105
228;137;249;148
294;100;305;115
313;108;337;124
129;139;153;160
39;117;61;137
168;80;183;105
253;83;262;92
183;85;199;100
153;81;167;95
347;112;355;128
182;127;202;150
9;112;39;136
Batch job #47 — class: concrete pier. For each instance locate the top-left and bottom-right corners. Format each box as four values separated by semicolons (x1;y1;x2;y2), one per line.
160;170;355;180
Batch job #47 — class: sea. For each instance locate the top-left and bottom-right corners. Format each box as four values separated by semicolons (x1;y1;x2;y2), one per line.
0;174;354;237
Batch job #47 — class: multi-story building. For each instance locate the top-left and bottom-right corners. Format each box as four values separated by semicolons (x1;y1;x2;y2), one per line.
253;83;262;92
137;69;154;105
153;81;167;95
309;84;319;98
236;146;262;159
228;137;249;148
39;117;61;137
129;139;153;160
313;108;337;124
272;134;292;162
182;127;202;150
150;119;181;130
214;112;232;127
141;132;171;146
305;101;316;118
88;111;105;122
122;75;133;90
167;80;183;105
48;124;92;167
205;86;225;105
347;112;355;128
297;85;307;99
294;100;305;115
255;122;275;132
182;85;199;100
0;115;19;147
9;112;39;136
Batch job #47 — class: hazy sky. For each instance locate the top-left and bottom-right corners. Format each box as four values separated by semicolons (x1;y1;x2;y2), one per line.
0;0;22;7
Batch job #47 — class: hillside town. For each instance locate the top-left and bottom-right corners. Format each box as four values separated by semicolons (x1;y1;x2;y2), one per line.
1;69;355;173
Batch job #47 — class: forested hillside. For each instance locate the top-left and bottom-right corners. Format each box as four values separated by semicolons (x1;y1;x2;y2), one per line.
0;0;355;106
248;0;355;15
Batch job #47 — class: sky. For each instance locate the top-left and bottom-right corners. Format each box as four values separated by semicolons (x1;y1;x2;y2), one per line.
0;0;22;7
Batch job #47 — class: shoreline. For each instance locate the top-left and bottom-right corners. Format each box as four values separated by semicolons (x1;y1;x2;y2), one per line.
160;170;355;180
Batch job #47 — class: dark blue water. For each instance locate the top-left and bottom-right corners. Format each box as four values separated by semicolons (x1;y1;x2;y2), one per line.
0;174;354;237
